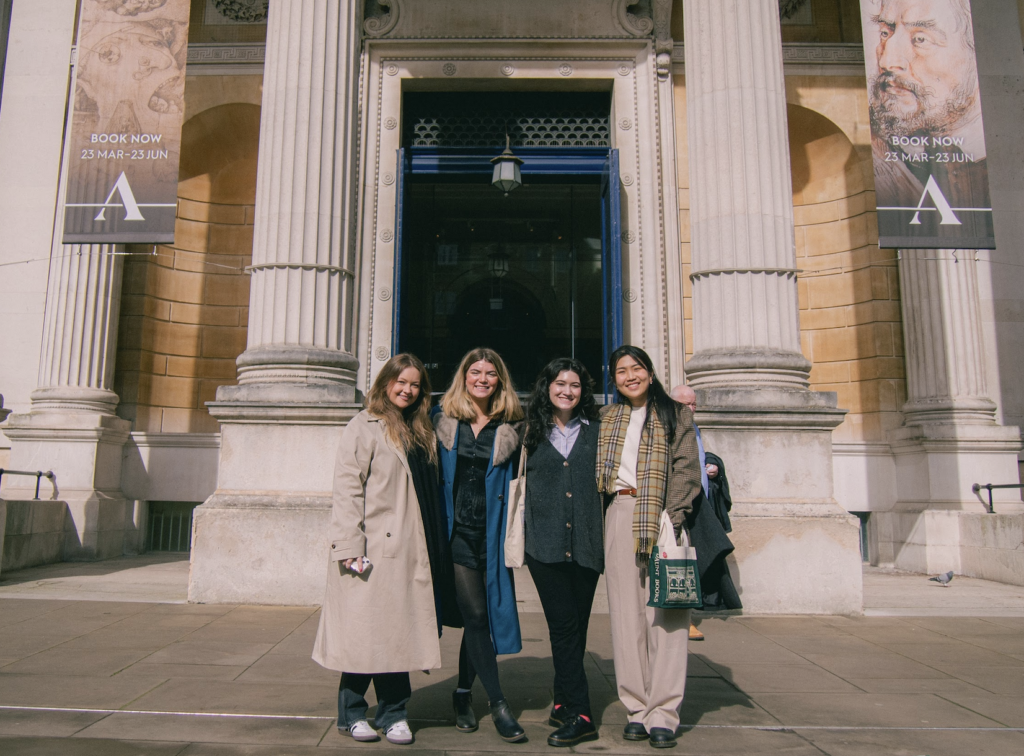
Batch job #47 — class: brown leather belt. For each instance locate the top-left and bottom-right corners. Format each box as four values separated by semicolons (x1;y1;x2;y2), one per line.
615;488;637;497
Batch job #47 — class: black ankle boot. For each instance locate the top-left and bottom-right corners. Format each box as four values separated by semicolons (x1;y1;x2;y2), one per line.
453;690;478;732
489;699;526;743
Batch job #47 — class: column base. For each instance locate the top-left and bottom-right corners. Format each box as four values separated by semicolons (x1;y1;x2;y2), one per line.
696;387;862;614
685;348;812;391
877;419;1023;583
188;394;361;604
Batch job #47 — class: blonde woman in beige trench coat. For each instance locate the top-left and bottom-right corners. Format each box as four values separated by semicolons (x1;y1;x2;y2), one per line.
313;354;444;746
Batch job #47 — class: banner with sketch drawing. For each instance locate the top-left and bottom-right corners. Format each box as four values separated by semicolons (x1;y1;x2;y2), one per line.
62;0;190;244
860;0;995;249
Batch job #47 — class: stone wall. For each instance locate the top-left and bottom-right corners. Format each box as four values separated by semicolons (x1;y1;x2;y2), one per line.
115;90;261;434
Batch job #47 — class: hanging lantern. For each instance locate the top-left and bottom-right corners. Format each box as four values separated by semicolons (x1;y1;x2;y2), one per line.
490;134;523;196
488;250;510;279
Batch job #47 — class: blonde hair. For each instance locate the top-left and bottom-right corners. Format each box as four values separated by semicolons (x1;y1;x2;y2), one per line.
441;348;524;423
366;353;437;463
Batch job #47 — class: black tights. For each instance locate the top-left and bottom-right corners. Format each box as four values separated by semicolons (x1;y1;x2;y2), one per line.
454;563;504;703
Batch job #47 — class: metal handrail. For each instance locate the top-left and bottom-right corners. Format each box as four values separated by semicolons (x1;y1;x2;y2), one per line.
971;483;1024;514
0;469;56;500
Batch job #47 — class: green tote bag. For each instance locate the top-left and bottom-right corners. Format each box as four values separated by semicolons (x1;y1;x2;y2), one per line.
648;510;703;610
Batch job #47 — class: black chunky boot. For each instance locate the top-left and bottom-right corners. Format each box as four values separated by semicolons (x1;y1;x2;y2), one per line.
489;699;526;743
452;690;478;732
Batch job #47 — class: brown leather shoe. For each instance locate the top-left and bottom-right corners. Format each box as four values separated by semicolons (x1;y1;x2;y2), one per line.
689;623;705;641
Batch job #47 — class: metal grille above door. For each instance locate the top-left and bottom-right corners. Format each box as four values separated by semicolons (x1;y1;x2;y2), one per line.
403;92;611;148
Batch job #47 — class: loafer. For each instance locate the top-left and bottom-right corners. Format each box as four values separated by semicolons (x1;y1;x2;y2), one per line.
384;720;414;745
453;690;478;732
340;719;380;742
490;698;526;743
648;727;677;748
547;714;598;747
689;623;705;641
623;722;649;741
548;704;566;727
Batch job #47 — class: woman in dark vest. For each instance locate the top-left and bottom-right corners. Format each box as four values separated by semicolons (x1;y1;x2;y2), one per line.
434;348;526;743
522;358;603;747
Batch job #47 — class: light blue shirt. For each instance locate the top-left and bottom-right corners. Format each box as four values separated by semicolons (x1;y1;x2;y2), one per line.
548;416;589;459
695;423;709;497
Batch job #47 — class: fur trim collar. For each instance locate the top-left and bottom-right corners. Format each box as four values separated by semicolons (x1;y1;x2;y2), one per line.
434;413;522;467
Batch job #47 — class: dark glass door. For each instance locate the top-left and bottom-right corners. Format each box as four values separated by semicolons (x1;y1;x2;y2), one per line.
398;181;603;394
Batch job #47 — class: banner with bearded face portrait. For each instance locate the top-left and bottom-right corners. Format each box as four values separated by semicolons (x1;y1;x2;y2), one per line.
62;0;190;243
861;0;996;249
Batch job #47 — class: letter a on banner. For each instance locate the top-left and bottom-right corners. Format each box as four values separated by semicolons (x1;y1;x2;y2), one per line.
62;0;191;244
910;175;962;227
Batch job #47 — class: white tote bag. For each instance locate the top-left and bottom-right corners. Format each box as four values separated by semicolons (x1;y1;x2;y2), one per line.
504;446;528;568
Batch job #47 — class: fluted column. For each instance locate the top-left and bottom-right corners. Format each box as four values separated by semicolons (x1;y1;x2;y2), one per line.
31;246;124;414
192;0;364;604
228;0;360;400
898;252;997;425
682;0;810;389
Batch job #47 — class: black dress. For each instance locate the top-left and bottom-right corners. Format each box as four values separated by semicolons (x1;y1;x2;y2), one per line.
449;419;498;571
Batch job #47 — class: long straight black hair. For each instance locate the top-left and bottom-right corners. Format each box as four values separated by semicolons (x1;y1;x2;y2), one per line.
524;357;599;453
608;345;678;443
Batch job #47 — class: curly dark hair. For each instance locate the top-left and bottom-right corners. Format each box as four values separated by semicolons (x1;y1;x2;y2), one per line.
523;358;599;453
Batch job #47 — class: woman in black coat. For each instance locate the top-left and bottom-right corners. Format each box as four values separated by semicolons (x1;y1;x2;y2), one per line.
522;358;603;748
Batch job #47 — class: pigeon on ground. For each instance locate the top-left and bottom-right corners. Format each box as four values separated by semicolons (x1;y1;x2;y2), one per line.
929;571;955;587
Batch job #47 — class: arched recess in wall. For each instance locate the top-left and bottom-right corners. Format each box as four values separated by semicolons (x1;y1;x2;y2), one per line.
788;103;906;443
115;103;260;434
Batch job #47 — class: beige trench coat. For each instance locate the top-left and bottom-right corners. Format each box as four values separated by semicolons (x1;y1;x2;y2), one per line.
312;411;441;674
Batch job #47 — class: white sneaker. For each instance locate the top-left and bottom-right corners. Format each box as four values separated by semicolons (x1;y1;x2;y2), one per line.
385;720;414;745
341;719;380;742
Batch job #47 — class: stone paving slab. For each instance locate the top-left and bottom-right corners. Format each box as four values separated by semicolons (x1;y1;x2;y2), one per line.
1;559;1024;754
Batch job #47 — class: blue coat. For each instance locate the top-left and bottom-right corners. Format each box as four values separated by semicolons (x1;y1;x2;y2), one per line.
434;413;523;656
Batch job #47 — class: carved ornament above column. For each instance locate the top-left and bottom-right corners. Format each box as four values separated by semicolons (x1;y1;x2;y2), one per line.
364;0;401;37
614;0;655;37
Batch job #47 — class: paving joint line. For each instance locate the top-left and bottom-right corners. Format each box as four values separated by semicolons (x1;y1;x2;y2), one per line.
1;706;1022;732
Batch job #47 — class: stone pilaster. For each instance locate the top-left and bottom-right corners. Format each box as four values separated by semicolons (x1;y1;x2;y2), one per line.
4;244;132;560
681;0;862;613
881;251;1023;581
190;0;364;604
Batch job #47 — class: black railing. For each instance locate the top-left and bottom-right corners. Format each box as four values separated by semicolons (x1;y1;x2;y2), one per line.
0;469;57;500
971;483;1024;514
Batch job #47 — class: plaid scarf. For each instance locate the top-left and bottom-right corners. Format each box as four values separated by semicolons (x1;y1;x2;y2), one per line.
597;403;669;556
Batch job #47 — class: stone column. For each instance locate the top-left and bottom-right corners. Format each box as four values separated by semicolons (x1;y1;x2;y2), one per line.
683;0;809;390
681;0;862;613
4;243;132;559
883;252;1022;580
190;0;363;604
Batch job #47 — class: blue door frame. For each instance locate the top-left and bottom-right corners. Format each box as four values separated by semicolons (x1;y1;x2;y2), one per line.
392;146;623;394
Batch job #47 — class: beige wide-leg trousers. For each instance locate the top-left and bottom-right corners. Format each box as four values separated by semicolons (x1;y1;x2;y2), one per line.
605;494;690;733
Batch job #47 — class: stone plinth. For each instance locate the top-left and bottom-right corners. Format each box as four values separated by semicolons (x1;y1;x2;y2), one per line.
697;388;863;614
188;401;360;605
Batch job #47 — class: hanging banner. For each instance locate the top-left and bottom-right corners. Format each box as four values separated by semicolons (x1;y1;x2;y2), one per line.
860;0;995;249
62;0;191;244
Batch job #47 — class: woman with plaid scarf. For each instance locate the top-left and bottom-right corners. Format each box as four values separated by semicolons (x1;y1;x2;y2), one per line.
597;345;703;749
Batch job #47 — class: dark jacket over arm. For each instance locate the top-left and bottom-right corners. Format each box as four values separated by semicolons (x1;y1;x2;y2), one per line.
665;404;702;533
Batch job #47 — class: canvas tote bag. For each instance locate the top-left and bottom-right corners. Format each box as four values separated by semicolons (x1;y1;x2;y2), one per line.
647;510;702;609
504;446;528;568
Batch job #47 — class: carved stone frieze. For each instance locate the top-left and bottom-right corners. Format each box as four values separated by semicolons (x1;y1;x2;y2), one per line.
652;0;672;80
779;0;811;19
212;0;269;24
364;0;401;37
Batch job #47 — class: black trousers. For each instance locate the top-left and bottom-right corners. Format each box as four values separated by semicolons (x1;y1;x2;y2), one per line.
525;553;601;718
